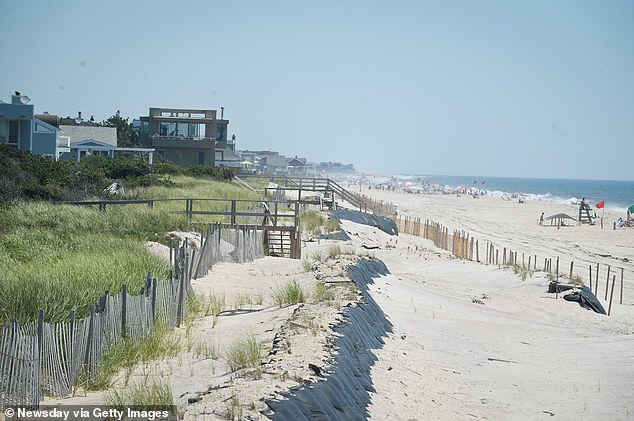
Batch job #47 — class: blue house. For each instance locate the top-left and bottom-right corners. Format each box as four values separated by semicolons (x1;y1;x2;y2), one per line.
0;91;63;159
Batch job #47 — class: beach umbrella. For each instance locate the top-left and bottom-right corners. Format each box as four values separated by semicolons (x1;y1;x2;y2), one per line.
629;205;634;213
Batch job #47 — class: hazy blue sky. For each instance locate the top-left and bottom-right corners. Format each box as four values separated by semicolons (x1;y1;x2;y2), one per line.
1;1;632;180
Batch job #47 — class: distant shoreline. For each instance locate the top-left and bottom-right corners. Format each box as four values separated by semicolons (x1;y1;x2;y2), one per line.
343;173;634;211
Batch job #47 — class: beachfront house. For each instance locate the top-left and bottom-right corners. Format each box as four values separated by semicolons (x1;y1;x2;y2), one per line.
55;121;155;163
287;156;316;175
138;106;231;167
0;91;67;160
260;152;289;174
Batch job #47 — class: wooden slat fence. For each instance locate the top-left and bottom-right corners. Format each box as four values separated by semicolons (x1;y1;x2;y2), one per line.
393;215;626;313
0;241;195;409
0;222;269;409
192;223;265;279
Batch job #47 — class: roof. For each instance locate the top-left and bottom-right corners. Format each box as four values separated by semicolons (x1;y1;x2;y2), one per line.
544;213;576;221
70;139;116;150
60;125;117;147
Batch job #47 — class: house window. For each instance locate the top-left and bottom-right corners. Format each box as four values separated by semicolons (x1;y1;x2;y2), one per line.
34;122;54;133
198;151;205;165
216;123;227;141
0;121;7;143
159;122;176;137
8;121;19;145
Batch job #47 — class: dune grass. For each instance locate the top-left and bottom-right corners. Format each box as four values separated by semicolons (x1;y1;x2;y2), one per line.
271;280;306;307
83;322;181;390
105;379;174;410
225;334;263;377
128;176;265;224
0;177;268;324
300;210;325;235
0;202;182;324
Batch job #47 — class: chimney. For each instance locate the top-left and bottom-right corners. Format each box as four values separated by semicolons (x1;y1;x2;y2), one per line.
220;107;224;119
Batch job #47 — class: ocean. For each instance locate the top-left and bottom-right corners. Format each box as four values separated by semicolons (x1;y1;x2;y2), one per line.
398;175;634;212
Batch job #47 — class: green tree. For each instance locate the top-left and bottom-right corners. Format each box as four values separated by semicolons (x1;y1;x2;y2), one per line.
102;110;141;148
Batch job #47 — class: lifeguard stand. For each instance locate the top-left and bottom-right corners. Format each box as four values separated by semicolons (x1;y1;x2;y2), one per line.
578;204;594;224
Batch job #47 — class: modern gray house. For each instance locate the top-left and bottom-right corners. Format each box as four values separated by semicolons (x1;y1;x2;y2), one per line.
138;106;235;167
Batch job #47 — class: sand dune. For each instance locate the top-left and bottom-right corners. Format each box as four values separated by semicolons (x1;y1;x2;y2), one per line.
48;188;634;420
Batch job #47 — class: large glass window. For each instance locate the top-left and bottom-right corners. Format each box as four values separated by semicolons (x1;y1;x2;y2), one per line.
216;123;227;141
159;122;176;137
176;122;188;137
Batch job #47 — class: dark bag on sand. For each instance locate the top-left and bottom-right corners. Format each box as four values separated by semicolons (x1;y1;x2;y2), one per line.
562;286;606;315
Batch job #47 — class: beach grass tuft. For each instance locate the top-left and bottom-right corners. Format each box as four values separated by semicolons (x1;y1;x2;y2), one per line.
271;280;306;306
328;245;342;258
225;335;263;377
83;322;181;390
513;264;534;281
105;379;174;409
300;210;326;235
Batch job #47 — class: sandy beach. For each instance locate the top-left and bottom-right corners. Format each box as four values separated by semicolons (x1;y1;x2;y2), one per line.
48;188;634;420
360;188;634;420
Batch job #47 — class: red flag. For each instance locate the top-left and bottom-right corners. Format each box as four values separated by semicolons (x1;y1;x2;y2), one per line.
596;201;605;209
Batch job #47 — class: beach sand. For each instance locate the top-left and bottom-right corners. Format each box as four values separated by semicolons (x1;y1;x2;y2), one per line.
359;188;634;420
48;189;634;420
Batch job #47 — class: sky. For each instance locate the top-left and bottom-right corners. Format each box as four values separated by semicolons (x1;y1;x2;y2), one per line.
1;0;633;180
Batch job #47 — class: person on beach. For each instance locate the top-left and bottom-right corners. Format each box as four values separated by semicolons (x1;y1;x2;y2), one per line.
539;212;544;225
581;198;590;210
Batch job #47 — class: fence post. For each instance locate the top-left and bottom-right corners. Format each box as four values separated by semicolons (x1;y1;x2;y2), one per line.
230;200;237;225
594;263;599;295
608;275;616;316
176;251;186;327
605;266;611;301
569;261;574;280
589;265;593;292
121;284;127;338
37;309;44;387
68;309;76;384
84;305;95;372
621;268;624;305
555;257;560;299
145;272;152;296
151;278;158;322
